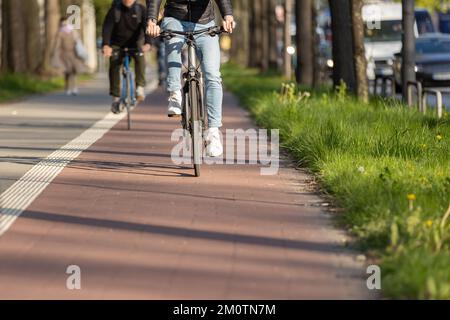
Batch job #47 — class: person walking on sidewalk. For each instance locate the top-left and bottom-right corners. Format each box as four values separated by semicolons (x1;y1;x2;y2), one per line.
102;0;152;114
52;17;86;96
146;0;235;157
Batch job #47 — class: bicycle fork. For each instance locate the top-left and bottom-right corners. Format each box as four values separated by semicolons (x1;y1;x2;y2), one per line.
187;40;204;168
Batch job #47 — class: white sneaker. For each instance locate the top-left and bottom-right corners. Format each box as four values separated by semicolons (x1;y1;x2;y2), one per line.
168;90;182;117
136;86;145;102
205;127;223;157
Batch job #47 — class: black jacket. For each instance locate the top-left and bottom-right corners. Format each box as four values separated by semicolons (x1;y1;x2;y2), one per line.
102;3;151;47
147;0;233;24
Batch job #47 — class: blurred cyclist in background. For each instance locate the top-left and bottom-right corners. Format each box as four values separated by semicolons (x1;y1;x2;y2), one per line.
102;0;152;114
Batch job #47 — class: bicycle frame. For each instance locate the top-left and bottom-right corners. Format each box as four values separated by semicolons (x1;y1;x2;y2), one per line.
160;27;224;127
184;34;204;131
113;47;142;130
121;52;136;106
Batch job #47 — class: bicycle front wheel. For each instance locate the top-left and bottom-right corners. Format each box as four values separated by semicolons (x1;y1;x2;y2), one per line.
125;72;132;130
189;80;203;177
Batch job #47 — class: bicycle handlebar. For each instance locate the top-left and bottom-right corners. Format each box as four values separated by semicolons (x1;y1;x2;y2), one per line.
112;48;144;56
159;26;228;40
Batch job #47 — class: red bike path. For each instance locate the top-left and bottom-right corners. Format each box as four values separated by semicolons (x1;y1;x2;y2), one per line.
0;87;374;299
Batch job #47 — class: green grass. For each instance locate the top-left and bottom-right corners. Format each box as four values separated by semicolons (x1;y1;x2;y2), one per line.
0;73;64;103
223;64;450;299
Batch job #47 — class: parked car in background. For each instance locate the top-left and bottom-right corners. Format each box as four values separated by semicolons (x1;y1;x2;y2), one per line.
393;33;450;87
416;9;436;34
363;2;435;80
439;11;450;34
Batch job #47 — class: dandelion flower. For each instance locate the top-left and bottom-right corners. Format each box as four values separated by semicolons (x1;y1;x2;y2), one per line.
425;220;433;228
407;194;416;211
407;194;416;201
436;134;443;141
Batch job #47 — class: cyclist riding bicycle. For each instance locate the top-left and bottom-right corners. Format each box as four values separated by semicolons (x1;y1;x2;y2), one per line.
102;0;152;114
146;0;235;157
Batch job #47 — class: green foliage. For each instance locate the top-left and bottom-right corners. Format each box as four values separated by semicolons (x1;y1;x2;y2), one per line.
223;64;450;299
94;0;113;36
0;74;64;103
413;0;443;10
393;0;446;11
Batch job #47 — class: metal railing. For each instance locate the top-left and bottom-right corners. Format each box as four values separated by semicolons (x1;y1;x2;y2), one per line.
373;79;448;119
406;81;423;112
423;89;446;119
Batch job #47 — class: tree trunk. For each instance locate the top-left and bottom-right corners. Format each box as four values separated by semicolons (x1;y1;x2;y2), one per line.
0;0;4;72
43;0;61;72
284;0;293;79
249;1;263;68
268;0;278;69
81;0;97;72
296;0;314;86
402;0;416;101
230;0;249;66
312;3;320;87
261;0;270;71
24;0;43;73
5;0;27;72
329;0;356;93
351;0;368;102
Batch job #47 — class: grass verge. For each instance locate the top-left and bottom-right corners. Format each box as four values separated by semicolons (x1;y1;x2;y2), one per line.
0;73;64;103
222;64;450;299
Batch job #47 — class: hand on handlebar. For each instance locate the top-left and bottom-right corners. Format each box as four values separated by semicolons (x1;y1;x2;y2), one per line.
223;15;235;34
103;45;113;58
147;20;161;38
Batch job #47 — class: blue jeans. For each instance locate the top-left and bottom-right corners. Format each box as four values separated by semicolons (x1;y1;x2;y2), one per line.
161;17;223;128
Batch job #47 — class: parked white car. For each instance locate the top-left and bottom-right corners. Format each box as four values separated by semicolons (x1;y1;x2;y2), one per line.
363;2;435;80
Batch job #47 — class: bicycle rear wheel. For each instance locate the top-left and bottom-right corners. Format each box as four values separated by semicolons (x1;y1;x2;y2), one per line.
188;80;203;177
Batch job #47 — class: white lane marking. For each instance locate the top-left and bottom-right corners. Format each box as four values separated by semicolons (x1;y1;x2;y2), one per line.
0;75;157;236
0;112;130;236
0;77;157;236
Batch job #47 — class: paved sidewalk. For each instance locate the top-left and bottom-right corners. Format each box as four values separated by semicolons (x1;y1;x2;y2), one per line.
0;80;374;299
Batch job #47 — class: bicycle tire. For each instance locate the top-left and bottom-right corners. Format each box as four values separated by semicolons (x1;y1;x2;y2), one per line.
126;72;133;130
182;81;190;131
189;80;203;177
